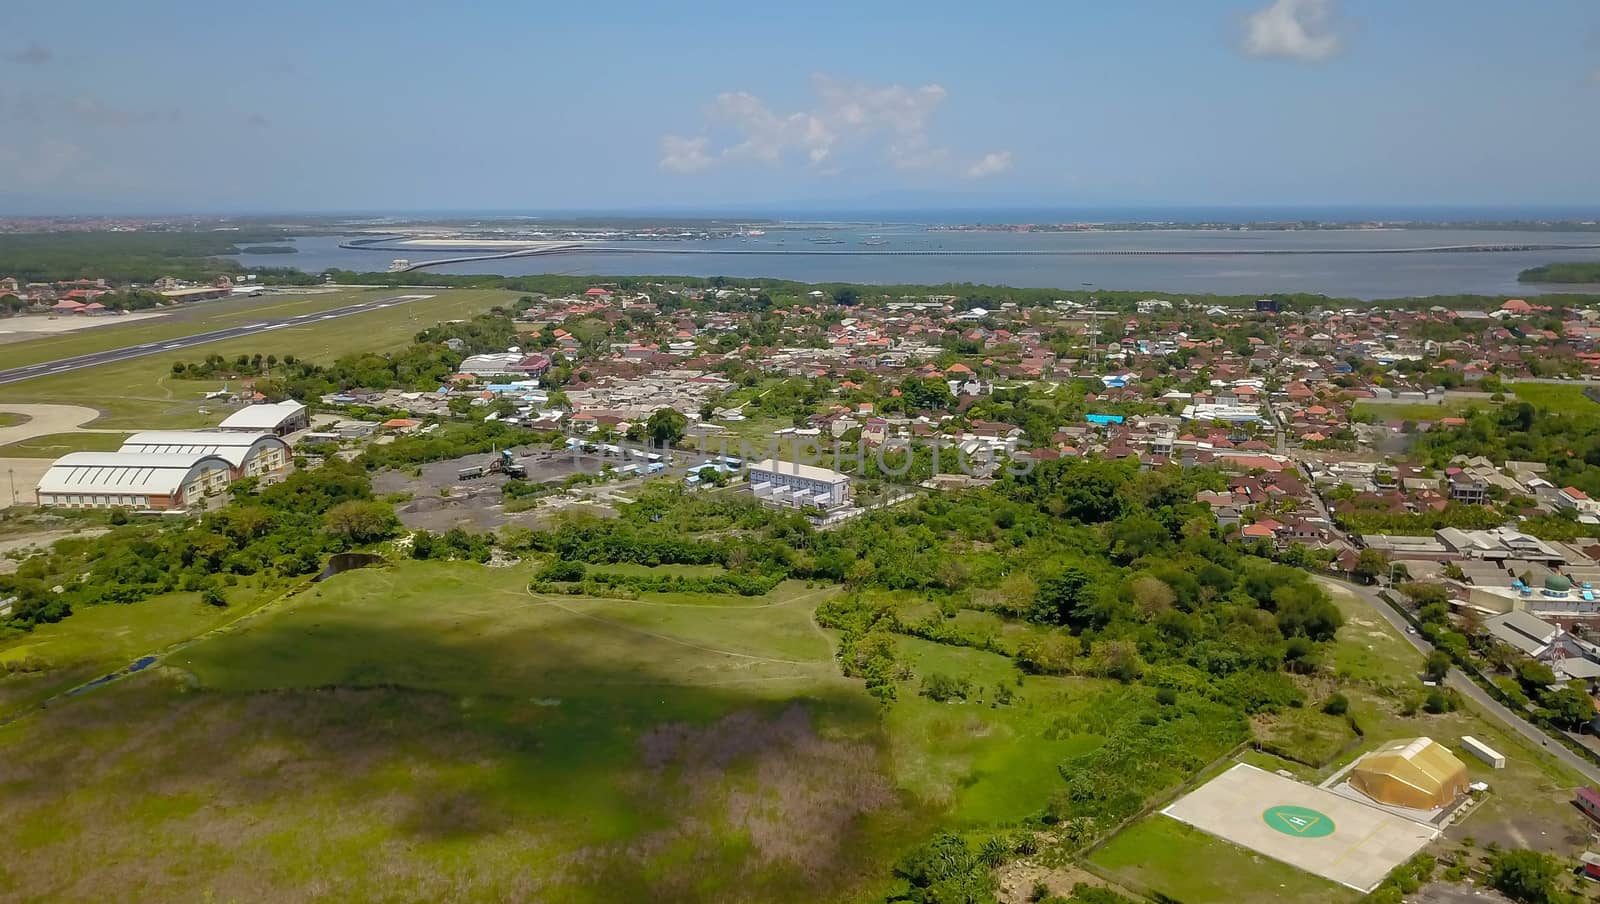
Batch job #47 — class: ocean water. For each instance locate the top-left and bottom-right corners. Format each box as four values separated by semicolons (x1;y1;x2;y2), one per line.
235;225;1600;300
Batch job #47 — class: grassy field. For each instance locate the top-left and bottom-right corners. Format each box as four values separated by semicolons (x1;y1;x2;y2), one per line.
1510;382;1600;414
0;579;281;718
0;289;417;370
0;289;518;429
1321;580;1427;690
1352;400;1496;422
885;637;1106;827
0;560;947;903
1088;815;1361;904
0;413;24;428
0;431;129;457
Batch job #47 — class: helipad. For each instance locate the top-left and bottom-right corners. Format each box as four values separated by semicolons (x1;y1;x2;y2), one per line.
1161;763;1439;892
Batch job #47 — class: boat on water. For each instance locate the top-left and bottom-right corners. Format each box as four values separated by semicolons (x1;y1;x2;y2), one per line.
811;238;845;245
388;258;411;271
862;239;888;246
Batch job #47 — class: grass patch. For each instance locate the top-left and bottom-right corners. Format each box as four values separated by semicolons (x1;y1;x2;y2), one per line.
1320;580;1425;690
1088;815;1361;904
0;289;410;370
1510;382;1600;414
1251;707;1358;767
0;431;130;457
0;579;279;717
0;560;940;902
886;637;1108;826
1353;400;1496;422
0;413;25;428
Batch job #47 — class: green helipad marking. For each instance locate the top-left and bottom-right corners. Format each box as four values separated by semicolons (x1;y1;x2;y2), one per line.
1263;804;1335;837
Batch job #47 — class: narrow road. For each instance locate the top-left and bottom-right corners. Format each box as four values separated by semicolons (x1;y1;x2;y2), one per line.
1326;575;1600;785
0;294;435;386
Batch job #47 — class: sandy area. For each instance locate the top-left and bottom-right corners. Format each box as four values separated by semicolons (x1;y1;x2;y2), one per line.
0;405;118;509
0;311;168;336
0;404;103;446
0;458;52;510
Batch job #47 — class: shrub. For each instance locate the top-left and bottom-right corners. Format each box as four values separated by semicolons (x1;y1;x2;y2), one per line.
920;672;973;702
1322;693;1349;716
536;559;585;582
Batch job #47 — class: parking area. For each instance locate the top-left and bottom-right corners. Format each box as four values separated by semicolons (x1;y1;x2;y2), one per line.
1161;763;1438;893
374;448;615;532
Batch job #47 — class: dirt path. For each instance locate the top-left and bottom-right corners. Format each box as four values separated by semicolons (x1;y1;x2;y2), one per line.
0;527;111;573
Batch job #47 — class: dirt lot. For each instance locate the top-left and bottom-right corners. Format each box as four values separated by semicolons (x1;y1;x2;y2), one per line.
374;448;618;532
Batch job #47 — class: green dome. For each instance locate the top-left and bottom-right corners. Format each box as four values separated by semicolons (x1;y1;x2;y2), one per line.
1545;574;1572;593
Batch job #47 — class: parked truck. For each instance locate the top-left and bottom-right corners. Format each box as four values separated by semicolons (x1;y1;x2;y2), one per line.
490;449;526;479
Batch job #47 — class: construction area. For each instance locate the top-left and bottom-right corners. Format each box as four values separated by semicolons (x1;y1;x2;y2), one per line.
1161;763;1441;893
373;447;645;532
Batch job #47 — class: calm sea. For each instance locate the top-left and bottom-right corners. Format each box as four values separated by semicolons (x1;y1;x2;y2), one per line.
235;226;1600;301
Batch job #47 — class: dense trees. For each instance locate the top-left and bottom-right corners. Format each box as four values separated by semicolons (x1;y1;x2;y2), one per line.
1;460;387;636
645;407;687;447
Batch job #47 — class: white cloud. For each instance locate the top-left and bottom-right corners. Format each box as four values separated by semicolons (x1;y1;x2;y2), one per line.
965;151;1013;179
1240;0;1344;63
659;134;713;173
660;74;1006;177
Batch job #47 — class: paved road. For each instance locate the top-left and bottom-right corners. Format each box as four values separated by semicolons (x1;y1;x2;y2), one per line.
0;294;435;387
1325;575;1600;785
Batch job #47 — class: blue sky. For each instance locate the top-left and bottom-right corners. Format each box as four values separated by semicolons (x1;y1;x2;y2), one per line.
2;0;1598;213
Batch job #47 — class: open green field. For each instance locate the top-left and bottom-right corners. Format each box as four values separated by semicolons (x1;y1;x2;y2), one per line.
885;637;1107;827
0;579;282;718
1088;815;1361;904
0;413;24;428
0;560;950;903
0;289;518;429
0;289;415;370
1352;400;1496;422
1509;382;1600;414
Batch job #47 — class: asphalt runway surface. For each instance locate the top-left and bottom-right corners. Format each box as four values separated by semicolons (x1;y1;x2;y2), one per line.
0;294;435;387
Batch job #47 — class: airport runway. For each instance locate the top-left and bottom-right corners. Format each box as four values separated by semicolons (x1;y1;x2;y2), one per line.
0;294;435;387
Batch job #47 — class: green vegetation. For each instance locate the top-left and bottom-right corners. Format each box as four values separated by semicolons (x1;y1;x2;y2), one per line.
1351;400;1494;422
1418;391;1600;497
0;230;318;284
1088;817;1360;904
1507;382;1600;414
1519;261;1600;284
0;288;403;371
0;413;25;428
0;289;518;428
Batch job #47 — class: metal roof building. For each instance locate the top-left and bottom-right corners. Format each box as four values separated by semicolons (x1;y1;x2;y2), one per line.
35;451;233;510
118;430;290;477
218;400;308;435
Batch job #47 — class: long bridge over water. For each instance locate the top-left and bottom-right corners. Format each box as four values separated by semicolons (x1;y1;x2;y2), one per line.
337;238;1600;273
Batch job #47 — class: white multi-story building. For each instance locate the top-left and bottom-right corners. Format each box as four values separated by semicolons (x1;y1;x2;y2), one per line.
748;459;851;511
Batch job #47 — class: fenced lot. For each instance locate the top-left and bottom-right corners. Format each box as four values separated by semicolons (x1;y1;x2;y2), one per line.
1160;763;1438;893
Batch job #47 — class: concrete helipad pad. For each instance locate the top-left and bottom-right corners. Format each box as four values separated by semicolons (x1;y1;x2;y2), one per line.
1161;763;1438;892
